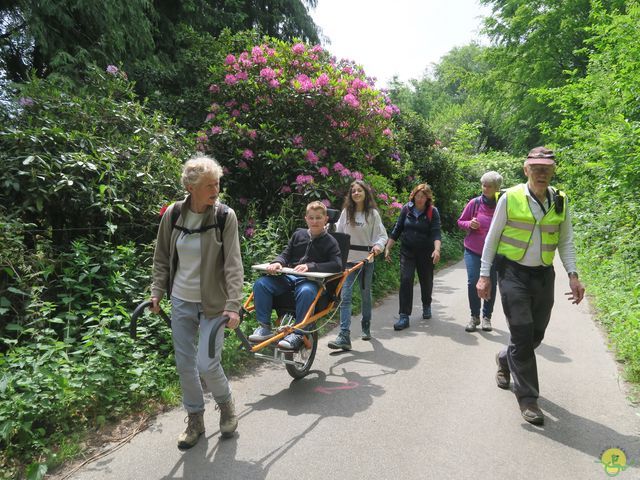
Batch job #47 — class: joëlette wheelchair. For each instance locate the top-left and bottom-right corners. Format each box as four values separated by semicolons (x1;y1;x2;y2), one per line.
129;209;374;380
234;208;375;379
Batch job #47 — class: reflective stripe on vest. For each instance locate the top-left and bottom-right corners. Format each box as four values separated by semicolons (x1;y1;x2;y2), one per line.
497;184;566;265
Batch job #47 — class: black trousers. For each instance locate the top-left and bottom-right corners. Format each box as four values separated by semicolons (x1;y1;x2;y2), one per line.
398;246;434;316
497;260;555;401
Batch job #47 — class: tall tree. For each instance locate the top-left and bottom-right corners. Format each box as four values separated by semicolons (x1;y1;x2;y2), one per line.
0;0;154;81
477;0;626;152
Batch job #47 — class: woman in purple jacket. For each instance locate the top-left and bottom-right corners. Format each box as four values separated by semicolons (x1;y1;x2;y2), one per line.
457;171;503;333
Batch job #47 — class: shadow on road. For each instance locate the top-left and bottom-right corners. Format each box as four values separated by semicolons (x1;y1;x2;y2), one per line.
532;397;640;469
161;429;268;480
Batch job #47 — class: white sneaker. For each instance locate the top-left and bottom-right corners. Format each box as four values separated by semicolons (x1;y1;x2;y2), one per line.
481;317;492;331
465;315;480;332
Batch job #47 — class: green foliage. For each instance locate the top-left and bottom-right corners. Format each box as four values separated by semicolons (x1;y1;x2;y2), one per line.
536;2;640;383
0;65;187;248
0;241;178;477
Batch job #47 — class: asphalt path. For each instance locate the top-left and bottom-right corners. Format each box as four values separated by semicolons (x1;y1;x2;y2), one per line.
67;259;640;480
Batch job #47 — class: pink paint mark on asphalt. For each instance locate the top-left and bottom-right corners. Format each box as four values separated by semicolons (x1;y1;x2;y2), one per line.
314;381;360;394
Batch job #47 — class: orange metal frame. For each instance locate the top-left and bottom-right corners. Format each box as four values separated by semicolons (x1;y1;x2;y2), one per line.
240;253;375;352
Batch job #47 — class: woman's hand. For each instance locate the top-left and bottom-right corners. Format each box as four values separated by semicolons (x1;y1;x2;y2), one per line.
470;217;480;230
431;249;441;264
384;240;395;262
224;311;240;329
150;296;161;314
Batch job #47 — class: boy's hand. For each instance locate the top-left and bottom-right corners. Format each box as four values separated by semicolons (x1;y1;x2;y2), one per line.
266;262;283;273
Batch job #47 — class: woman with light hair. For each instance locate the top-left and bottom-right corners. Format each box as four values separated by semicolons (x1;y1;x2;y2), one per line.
150;153;244;449
457;170;503;333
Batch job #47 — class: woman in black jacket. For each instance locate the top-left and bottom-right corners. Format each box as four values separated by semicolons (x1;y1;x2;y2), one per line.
385;183;442;330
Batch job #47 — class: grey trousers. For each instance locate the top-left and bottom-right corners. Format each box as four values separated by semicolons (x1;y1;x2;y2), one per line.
170;296;231;413
497;261;555;402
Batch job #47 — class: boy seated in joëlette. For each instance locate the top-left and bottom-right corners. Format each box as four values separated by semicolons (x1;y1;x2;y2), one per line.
249;201;343;349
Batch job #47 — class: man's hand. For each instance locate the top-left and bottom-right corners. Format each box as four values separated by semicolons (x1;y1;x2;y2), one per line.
224;310;240;329
565;277;585;305
293;263;309;273
476;276;492;300
431;249;441;265
266;262;283;274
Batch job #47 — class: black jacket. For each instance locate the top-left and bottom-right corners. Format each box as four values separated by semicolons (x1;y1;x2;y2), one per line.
390;202;442;251
273;229;342;273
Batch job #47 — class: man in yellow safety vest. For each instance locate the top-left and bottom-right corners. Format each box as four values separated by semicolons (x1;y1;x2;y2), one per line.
476;146;585;425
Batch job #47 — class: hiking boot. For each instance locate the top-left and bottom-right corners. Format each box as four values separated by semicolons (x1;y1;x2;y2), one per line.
328;331;352;350
177;411;205;449
422;306;432;319
518;399;544;425
393;314;410;331
495;352;510;390
249;324;273;342
361;321;371;341
465;315;480;332
216;397;238;438
481;316;492;331
278;333;304;350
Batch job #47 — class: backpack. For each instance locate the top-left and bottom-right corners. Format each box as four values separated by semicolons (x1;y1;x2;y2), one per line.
169;200;229;244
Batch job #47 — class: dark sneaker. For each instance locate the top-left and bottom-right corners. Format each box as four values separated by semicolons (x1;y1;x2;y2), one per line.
495;352;510;389
465;315;480;332
278;333;304;350
249;324;273;342
177;411;205;449
393;315;410;331
216;397;238;438
518;399;544;425
361;322;371;341
422;306;432;319
328;332;352;350
481;317;492;331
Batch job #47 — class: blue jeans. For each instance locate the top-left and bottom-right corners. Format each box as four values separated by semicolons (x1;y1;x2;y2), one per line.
464;248;497;318
339;261;374;333
253;274;319;326
170;296;231;413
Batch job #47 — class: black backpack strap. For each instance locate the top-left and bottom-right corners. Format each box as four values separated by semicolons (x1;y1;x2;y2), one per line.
170;200;184;230
551;188;564;214
472;196;481;217
216;203;228;239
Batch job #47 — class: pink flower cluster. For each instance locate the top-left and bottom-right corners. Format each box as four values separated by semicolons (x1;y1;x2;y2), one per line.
296;174;314;185
203;38;402;208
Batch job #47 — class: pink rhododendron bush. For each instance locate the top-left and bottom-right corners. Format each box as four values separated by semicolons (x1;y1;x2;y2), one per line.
201;35;404;223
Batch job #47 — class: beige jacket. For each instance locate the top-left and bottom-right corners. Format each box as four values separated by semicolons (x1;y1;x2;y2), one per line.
151;196;244;316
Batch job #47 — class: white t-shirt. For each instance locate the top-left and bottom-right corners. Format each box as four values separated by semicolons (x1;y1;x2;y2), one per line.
336;209;388;263
172;210;206;302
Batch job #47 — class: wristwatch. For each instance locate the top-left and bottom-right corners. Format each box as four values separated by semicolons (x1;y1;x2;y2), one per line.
568;272;579;279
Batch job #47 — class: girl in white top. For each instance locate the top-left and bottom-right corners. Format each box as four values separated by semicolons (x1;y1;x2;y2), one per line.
328;180;388;350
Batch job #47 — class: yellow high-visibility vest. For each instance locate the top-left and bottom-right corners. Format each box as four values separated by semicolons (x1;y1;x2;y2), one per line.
497;184;566;266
